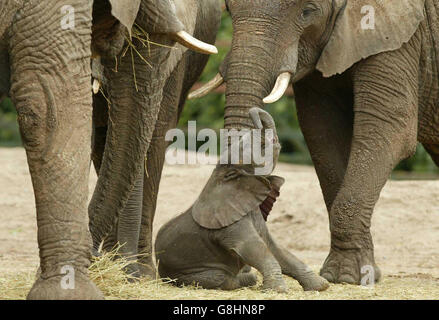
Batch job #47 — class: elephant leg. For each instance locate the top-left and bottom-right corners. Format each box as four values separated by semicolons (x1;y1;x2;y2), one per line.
263;230;329;291
91;78;144;278
9;0;102;299
422;143;439;167
88;35;173;252
272;245;329;291
173;269;239;290
217;218;287;293
252;212;329;291
294;73;354;213
292;77;351;290
319;53;419;285
236;272;258;288
91;91;115;256
136;64;185;278
251;212;328;291
137;47;212;277
173;269;255;290
221;272;258;290
116;167;144;277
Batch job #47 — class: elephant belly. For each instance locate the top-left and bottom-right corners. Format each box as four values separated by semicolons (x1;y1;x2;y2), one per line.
155;211;239;278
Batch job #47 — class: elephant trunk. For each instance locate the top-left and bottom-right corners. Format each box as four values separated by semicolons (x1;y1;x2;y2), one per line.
249;107;281;173
224;22;280;130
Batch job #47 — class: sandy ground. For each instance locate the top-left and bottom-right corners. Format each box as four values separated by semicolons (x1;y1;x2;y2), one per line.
1;147;439;299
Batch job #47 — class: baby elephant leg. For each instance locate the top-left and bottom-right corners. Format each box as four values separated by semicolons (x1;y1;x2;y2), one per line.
252;212;328;291
176;269;253;290
236;272;258;288
176;269;227;289
218;221;287;293
276;247;329;291
237;265;258;288
266;235;329;291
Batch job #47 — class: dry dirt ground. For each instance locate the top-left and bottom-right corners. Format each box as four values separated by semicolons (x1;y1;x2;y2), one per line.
1;147;439;299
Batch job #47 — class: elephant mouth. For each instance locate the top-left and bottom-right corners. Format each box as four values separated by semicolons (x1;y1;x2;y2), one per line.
259;184;280;221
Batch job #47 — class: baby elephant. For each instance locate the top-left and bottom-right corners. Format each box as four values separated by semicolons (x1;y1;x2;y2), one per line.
155;108;329;293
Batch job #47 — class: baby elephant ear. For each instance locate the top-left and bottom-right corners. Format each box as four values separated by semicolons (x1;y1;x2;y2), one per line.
192;167;282;229
267;175;285;190
316;0;425;77
108;0;141;33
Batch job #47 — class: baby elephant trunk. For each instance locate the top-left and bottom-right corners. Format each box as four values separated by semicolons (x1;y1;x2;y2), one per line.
249;107;279;139
248;108;281;174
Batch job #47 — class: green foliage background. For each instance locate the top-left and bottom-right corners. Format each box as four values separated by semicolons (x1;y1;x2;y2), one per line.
0;12;437;176
0;97;20;147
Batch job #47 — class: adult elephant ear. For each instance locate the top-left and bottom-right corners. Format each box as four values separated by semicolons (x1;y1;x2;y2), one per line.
316;0;425;77
191;166;285;229
110;0;217;54
108;0;141;34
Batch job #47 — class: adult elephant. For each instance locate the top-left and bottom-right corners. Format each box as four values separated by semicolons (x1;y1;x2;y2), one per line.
88;0;221;278
0;0;218;299
192;0;439;285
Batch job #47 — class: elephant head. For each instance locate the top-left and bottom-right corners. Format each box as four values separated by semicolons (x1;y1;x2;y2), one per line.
191;0;425;125
92;0;217;58
192;107;284;229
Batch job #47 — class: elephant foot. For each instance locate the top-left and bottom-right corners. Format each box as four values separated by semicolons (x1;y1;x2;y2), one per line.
123;263;141;282
27;272;104;300
221;272;257;290
297;271;329;292
137;258;157;280
261;275;287;293
237;272;258;287
320;245;381;285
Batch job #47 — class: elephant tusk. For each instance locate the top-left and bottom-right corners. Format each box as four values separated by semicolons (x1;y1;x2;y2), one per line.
174;31;218;55
188;73;224;99
92;79;100;94
263;72;292;104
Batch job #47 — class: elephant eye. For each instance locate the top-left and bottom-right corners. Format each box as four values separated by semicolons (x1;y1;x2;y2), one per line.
301;4;318;20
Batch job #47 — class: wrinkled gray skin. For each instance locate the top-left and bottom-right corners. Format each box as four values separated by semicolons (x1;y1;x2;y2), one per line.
155;108;329;293
0;0;219;299
0;0;100;299
89;0;221;279
207;0;439;285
